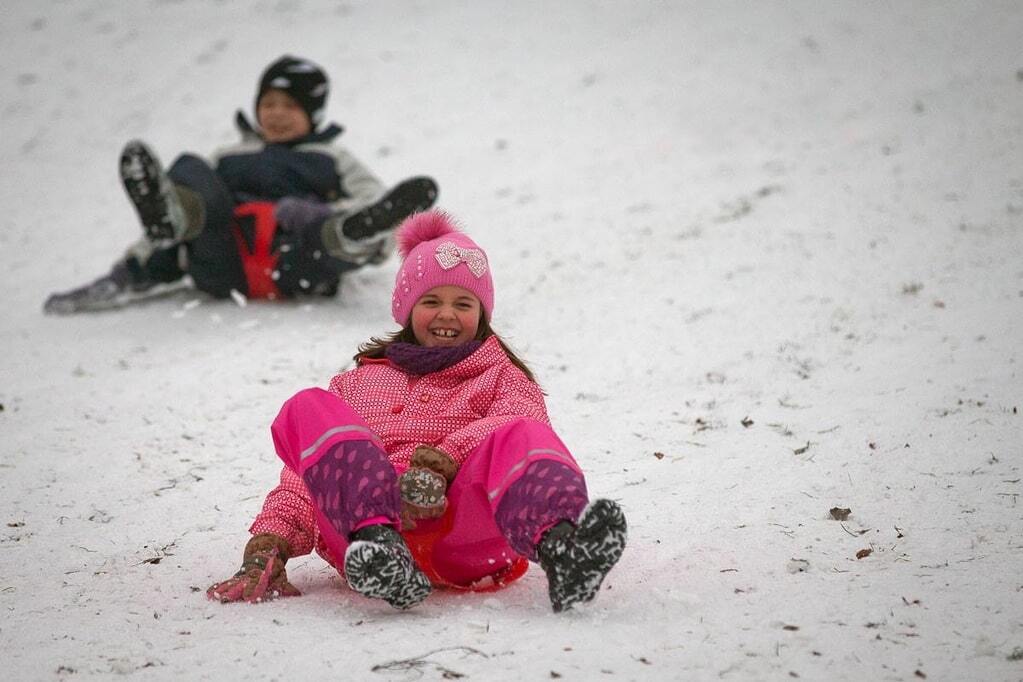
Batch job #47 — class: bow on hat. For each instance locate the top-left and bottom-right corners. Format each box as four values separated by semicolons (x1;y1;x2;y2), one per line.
434;241;488;278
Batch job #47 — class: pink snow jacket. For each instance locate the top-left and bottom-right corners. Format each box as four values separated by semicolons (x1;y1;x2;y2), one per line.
249;335;550;560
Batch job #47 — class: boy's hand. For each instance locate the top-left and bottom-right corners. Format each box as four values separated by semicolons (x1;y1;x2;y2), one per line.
206;533;301;603
274;197;333;232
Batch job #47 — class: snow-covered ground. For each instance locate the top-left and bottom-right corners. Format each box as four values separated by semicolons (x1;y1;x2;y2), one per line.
2;1;1022;679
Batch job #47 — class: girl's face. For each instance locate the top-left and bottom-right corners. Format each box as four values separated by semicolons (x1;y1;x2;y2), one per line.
257;89;312;143
411;286;482;347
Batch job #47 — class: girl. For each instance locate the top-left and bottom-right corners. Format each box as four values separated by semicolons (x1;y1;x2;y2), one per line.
44;54;437;313
207;211;627;612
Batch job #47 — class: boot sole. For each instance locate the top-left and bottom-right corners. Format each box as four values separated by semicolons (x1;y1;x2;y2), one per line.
119;140;183;247
341;176;438;241
344;540;432;610
546;499;627;612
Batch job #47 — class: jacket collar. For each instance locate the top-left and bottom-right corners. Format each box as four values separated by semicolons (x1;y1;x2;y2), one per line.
360;336;506;378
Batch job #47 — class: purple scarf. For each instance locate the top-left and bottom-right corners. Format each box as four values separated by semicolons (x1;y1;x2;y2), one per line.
385;341;483;376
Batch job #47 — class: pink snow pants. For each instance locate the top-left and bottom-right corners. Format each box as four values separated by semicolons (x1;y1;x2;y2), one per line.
271;387;589;587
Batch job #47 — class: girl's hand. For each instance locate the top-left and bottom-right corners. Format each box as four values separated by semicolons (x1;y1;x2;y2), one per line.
410;445;458;483
206;534;301;603
398;467;448;530
398;445;458;530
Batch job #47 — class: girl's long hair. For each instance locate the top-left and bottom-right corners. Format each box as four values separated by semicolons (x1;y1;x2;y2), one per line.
354;314;538;384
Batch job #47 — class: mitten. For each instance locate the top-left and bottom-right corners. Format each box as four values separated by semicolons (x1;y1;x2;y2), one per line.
410;445;459;484
398;446;459;529
274;197;333;232
206;533;301;603
399;468;447;528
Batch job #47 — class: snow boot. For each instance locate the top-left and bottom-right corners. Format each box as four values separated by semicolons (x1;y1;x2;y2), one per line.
344;524;432;610
537;498;627;612
340;176;439;241
120;140;192;247
43;260;166;314
318;176;437;266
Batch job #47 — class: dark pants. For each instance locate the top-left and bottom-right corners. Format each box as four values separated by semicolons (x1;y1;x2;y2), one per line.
137;155;355;299
138;154;245;298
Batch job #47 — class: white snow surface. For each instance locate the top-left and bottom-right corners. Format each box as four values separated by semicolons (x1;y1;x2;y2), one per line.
2;1;1022;680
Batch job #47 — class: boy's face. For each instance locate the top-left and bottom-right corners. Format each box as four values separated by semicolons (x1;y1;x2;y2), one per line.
257;89;312;143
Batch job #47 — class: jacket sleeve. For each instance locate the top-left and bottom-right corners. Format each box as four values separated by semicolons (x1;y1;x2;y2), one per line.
327;367;357;401
248;466;318;557
438;368;551;464
329;145;385;214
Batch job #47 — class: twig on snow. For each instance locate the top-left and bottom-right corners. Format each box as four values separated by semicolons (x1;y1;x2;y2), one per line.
839;523;861;538
371;646;488;678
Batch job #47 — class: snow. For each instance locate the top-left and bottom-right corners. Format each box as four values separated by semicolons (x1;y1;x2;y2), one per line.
2;1;1022;679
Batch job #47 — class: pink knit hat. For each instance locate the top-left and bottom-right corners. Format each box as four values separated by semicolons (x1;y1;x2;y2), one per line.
391;211;494;325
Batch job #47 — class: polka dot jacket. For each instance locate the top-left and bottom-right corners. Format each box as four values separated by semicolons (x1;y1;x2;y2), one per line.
249;335;550;560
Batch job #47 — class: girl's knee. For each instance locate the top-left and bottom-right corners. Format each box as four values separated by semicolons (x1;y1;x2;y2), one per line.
279;387;358;422
285;387;334;408
494;417;556;441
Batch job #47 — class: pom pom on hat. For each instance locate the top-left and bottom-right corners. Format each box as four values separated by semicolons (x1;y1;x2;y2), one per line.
391;210;495;325
396;211;462;259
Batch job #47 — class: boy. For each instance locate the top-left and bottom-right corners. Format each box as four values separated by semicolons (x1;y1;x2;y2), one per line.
45;55;437;313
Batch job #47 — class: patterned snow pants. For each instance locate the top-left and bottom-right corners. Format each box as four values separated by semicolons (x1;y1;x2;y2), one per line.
270;387;589;586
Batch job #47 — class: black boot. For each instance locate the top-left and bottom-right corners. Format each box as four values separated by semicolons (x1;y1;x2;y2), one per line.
120;140;191;247
344;524;432;610
341;176;439;241
318;176;439;266
538;499;627;612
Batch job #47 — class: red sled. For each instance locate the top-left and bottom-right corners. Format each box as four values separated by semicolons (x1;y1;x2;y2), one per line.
402;510;530;592
231;201;282;300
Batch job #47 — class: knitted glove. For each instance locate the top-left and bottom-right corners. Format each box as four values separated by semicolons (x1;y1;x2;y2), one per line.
206;533;301;603
398;446;459;529
274;197;333;232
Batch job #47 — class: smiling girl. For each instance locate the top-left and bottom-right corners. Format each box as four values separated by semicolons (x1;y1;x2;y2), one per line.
208;211;627;612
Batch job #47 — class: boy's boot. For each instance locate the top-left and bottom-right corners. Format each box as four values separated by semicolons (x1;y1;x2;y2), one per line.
320;176;438;264
120;140;203;247
43;259;162;314
342;176;439;240
344;524;432;610
537;499;627;612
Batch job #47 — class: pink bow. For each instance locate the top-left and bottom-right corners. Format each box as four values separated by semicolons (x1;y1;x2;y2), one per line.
434;241;488;278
